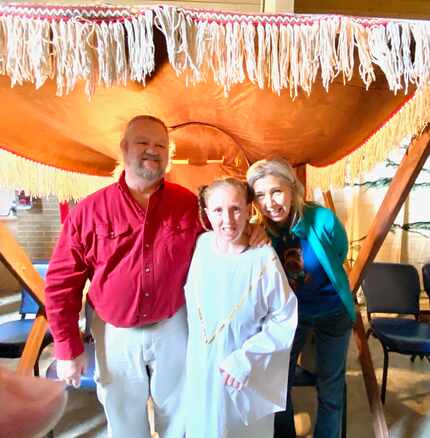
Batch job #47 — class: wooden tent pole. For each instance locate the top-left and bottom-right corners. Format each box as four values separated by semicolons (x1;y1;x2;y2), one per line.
0;222;47;376
322;190;389;438
352;311;388;437
347;127;430;438
349;128;430;293
322;190;336;211
16;314;49;376
322;191;351;271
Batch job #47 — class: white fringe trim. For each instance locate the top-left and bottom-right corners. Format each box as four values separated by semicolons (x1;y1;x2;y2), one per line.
307;85;430;191
0;149;114;201
1;6;430;97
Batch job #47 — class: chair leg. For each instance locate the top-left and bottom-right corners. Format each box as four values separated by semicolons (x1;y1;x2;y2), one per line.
410;355;416;363
381;348;389;404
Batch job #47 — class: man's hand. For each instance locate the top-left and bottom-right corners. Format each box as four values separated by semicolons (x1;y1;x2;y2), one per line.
247;223;269;247
56;351;87;388
220;368;243;391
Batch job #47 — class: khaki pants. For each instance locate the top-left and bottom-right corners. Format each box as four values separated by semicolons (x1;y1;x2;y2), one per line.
91;307;187;438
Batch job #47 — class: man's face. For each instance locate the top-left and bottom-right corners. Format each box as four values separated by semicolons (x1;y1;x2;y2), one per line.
121;119;169;182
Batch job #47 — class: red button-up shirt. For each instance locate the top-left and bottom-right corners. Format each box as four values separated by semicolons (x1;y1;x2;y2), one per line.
45;172;202;359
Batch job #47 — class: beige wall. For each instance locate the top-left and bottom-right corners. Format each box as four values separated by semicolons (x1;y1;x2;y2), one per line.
264;0;294;12
0;196;62;297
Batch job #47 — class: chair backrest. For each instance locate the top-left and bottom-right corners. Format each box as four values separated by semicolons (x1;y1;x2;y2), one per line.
362;262;420;316
19;262;49;316
422;263;430;299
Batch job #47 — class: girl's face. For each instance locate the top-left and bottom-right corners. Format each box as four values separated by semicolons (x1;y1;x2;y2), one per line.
205;185;250;244
252;174;293;224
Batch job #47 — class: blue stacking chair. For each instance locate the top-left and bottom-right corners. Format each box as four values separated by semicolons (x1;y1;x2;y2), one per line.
362;262;430;403
0;261;53;375
46;302;96;390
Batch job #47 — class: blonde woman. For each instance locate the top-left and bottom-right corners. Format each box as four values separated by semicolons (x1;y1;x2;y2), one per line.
247;159;354;438
184;177;297;438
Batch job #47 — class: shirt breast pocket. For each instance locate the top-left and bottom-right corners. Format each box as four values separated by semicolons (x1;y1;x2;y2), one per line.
163;218;196;258
94;223;132;262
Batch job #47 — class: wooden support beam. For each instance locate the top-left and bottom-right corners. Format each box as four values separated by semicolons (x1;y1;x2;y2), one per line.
17;314;49;376
0;222;46;304
344;127;430;438
322;190;351;271
353;310;389;438
349;128;430;294
295;164;307;199
0;222;48;375
322;190;389;438
322;190;336;214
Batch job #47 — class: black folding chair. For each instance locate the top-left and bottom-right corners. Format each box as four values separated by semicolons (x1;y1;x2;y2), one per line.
0;261;52;375
362;262;430;403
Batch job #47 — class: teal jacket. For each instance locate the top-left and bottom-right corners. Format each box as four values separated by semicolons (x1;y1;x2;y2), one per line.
291;204;356;322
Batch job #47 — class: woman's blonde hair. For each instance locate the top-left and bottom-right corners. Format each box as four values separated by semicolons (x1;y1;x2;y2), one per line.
197;177;252;231
246;158;306;233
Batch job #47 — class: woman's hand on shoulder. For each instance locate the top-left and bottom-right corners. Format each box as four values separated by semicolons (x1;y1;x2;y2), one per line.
247;223;270;247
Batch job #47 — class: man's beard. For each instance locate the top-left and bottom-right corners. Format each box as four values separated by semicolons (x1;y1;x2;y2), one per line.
134;164;164;181
131;152;166;181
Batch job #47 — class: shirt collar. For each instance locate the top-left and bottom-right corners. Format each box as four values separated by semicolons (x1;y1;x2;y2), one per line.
118;171;166;195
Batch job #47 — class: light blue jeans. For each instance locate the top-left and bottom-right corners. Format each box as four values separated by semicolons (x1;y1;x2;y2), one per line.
274;307;352;438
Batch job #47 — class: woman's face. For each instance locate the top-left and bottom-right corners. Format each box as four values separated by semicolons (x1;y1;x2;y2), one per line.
205;184;250;244
252;174;293;224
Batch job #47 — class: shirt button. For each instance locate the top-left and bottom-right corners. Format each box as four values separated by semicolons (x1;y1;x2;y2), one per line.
144;243;150;248
144;293;150;297
145;267;150;273
109;232;115;238
143;313;148;318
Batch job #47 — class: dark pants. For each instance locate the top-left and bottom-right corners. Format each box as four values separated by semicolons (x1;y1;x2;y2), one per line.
274;308;352;438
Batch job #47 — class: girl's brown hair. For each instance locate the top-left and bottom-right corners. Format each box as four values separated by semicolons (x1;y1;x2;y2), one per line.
197;177;253;231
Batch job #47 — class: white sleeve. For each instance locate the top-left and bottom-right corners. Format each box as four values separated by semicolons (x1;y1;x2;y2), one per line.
219;253;298;384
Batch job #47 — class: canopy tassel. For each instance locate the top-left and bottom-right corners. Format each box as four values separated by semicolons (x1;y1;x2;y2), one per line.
0;149;113;202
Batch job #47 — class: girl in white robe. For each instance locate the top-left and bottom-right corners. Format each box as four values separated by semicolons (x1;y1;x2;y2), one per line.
184;177;298;438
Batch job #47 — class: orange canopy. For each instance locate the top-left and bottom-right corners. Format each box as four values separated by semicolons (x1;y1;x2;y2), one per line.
0;4;429;197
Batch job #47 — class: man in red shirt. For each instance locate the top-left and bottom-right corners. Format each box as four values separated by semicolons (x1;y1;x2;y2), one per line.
45;115;202;437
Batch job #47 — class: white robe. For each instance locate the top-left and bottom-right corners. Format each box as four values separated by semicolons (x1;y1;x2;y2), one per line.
184;232;298;438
